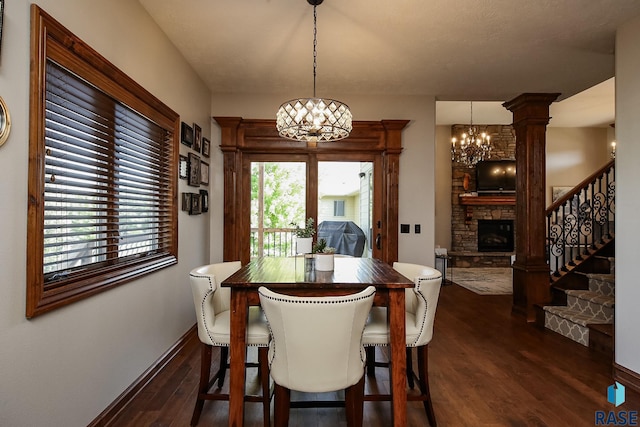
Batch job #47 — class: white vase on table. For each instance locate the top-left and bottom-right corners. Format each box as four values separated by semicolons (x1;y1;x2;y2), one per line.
315;253;334;271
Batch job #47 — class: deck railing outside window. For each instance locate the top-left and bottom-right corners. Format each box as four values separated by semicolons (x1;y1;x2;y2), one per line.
250;227;297;258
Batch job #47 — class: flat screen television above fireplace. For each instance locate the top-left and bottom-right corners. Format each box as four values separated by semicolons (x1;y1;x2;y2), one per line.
476;160;516;194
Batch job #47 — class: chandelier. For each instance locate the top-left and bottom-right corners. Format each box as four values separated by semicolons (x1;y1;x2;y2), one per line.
451;102;492;167
276;0;352;142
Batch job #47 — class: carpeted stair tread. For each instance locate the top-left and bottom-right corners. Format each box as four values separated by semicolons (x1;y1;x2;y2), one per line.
585;273;615;282
543;306;612;327
564;289;614;307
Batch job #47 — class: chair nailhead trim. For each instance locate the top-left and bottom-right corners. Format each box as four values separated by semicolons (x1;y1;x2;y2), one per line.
191;273;267;348
410;277;431;347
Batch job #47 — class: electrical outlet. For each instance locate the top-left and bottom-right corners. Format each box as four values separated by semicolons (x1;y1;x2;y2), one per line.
400;224;410;233
415;224;421;234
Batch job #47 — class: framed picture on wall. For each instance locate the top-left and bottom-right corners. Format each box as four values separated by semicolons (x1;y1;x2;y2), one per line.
181;192;192;212
202;137;210;158
193;123;202;153
200;189;209;213
181;122;193;147
200;161;209;186
188;153;200;187
0;0;4;57
552;186;572;202
190;193;202;215
179;155;188;179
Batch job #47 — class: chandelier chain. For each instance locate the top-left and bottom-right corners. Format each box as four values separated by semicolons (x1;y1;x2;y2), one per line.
313;5;317;98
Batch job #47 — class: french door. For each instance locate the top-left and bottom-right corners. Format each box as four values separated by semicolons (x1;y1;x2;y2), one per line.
249;158;377;259
215;117;408;265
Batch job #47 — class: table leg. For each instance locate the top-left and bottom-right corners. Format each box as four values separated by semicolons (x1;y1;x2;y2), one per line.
229;290;248;427
388;289;407;427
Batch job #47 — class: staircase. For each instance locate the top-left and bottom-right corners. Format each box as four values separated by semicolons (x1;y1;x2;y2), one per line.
542;256;615;351
537;160;615;353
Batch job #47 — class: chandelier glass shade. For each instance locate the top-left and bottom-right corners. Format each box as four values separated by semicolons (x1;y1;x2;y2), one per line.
451;102;491;167
276;0;352;142
276;97;352;142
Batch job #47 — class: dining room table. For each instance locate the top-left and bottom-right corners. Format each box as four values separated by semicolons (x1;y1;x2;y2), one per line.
221;256;414;427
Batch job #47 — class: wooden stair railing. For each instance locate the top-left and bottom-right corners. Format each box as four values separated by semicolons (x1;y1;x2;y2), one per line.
546;160;615;284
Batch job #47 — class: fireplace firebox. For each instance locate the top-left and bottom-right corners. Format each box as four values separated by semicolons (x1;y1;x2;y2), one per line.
478;219;514;252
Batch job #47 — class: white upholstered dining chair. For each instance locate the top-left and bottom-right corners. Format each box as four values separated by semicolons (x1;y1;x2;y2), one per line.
363;262;442;426
189;262;271;426
258;286;376;427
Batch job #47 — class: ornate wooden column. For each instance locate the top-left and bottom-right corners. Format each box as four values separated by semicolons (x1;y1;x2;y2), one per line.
382;120;409;265
214;117;243;262
503;93;559;321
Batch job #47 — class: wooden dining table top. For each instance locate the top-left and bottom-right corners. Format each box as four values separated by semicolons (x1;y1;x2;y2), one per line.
221;256;413;290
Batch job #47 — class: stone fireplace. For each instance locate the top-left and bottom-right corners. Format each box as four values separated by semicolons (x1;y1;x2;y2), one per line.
450;124;516;267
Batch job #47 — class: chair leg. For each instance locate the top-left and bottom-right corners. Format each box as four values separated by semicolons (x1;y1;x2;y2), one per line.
191;343;213;426
406;347;415;389
217;346;229;388
345;375;365;427
365;346;376;376
274;384;291;427
417;345;437;427
258;347;271;427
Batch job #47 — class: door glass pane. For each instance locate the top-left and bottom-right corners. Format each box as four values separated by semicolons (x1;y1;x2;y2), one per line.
318;162;373;258
251;162;306;258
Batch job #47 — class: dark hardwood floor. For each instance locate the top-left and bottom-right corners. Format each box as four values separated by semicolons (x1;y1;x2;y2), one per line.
107;283;639;426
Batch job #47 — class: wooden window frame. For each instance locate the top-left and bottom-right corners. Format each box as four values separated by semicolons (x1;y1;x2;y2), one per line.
26;6;179;318
214;117;408;266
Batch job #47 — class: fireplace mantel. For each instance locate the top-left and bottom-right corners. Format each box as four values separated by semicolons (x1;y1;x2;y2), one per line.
458;195;516;205
458;194;516;222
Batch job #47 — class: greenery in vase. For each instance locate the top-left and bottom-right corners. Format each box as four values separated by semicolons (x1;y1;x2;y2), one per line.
312;238;336;254
291;217;316;238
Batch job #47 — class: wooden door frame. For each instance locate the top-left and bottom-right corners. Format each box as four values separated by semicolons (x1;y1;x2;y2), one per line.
214;117;408;265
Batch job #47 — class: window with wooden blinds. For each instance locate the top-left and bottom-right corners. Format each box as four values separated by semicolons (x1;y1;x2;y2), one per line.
27;6;179;318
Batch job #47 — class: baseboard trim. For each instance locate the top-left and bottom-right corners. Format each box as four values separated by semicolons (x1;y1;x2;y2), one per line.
613;362;640;394
88;324;198;427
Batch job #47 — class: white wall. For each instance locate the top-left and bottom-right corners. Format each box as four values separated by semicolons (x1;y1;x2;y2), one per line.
615;14;640;378
211;94;437;267
0;1;212;425
434;125;453;250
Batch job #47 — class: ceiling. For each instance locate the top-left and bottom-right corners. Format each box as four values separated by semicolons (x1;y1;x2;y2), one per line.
138;0;640;127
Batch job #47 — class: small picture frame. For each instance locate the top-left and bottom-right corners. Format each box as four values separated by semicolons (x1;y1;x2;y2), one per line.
190;193;202;215
193;123;202;153
181;122;193;147
179;155;188;179
552;186;572;202
0;0;4;57
188;153;201;187
202;137;210;158
200;189;209;213
181;192;192;212
200;161;209;186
